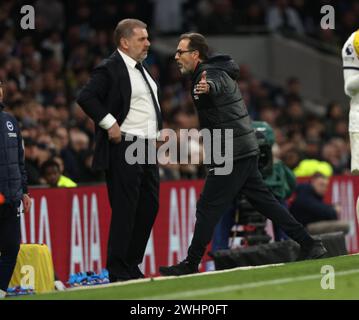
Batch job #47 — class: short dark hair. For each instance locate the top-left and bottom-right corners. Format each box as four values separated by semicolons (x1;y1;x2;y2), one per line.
114;19;147;46
179;32;209;60
41;159;60;176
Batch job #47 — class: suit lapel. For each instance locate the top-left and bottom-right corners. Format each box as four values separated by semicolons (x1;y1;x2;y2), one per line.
110;50;132;112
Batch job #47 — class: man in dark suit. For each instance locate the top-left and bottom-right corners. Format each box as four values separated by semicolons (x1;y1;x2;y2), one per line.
77;19;162;282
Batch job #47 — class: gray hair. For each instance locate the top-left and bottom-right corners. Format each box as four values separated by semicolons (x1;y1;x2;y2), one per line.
114;19;147;45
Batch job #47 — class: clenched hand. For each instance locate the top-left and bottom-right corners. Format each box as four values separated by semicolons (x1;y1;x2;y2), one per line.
108;122;122;144
22;194;32;214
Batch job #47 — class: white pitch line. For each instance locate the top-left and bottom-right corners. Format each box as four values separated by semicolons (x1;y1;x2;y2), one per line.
151;262;286;282
139;268;359;300
60;262;286;293
35;254;359;297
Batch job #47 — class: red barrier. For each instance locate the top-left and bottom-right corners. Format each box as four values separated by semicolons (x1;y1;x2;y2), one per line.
323;176;359;253
23;176;359;283
21;186;111;283
24;181;205;283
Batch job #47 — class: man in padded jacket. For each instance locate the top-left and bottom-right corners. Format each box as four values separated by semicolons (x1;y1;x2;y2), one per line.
159;32;327;276
0;81;31;298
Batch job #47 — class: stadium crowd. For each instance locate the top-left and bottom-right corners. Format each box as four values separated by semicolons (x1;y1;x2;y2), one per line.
0;0;355;186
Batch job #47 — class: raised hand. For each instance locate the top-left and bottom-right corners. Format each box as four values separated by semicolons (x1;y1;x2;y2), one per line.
194;71;210;95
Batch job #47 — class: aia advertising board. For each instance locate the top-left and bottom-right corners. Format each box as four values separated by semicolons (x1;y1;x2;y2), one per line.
23;177;359;283
23;181;205;282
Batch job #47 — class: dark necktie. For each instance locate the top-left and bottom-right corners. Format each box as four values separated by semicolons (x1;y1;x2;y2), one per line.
135;63;163;131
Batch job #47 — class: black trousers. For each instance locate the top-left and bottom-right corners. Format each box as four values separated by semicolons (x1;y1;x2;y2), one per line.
187;156;314;265
105;138;159;281
0;202;20;291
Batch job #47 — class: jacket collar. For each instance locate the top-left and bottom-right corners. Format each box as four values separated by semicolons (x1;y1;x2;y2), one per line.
192;60;205;81
117;49;137;69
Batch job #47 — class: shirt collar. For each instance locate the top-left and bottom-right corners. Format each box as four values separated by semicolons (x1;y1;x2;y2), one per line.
117;49;137;69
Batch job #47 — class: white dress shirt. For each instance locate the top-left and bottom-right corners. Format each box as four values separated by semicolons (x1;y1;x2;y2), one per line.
99;49;160;139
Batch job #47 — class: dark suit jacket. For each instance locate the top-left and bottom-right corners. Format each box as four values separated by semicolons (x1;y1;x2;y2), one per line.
77;50;158;170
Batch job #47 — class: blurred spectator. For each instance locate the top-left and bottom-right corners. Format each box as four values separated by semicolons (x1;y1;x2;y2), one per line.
42;32;64;66
7;58;26;90
285;77;302;103
88;1;120;30
0;0;356;184
267;0;305;35
66;128;91;181
238;2;266;28
152;0;187;34
52;155;65;175
35;0;65;32
197;0;239;34
304;139;321;159
277;99;306;132
333;118;349;139
53;126;79;179
23;138;41;185
325;101;346;139
40;159;77;188
290;173;349;235
321;138;350;174
304;115;325;142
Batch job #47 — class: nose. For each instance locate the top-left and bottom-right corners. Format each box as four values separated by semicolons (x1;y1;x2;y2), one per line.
146;39;150;47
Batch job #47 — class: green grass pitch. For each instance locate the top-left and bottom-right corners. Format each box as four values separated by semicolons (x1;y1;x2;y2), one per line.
16;254;359;300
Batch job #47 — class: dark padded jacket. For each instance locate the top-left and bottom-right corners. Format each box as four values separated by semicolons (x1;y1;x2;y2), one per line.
0;103;28;203
191;55;259;163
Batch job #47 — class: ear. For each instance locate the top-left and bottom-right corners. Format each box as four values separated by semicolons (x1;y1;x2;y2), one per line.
193;50;200;59
119;37;129;50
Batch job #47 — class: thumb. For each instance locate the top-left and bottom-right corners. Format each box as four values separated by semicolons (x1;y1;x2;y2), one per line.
200;71;207;83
